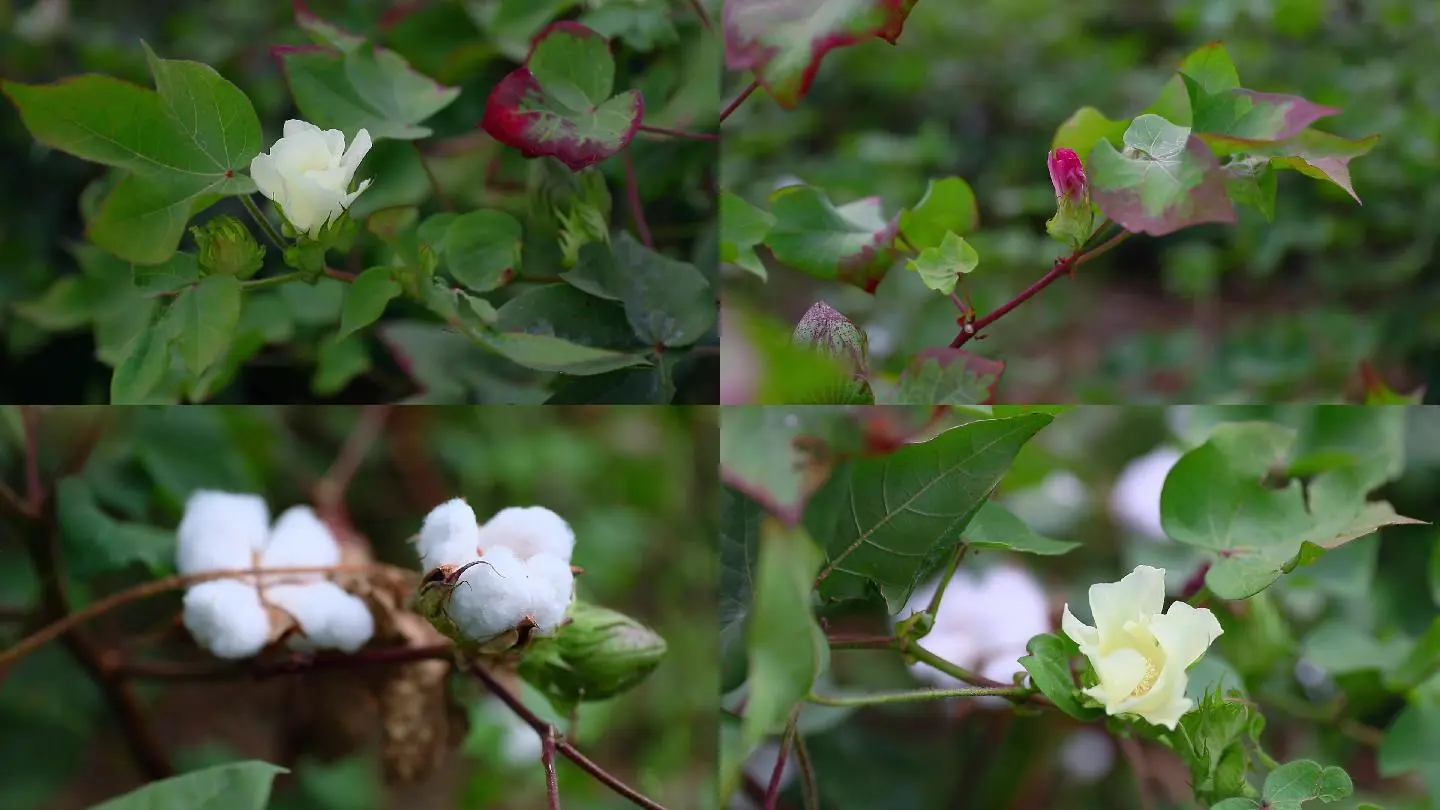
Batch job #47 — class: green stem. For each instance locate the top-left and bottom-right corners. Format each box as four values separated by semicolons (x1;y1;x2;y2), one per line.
808;684;1027;707
905;641;999;687
240;271;309;291
241;195;287;250
924;543;970;619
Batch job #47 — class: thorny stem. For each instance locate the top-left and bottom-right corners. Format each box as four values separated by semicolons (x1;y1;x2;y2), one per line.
720;80;760;123
543;727;562;810
636;124;720;142
950;229;1133;349
807;684;1029;707
624;149;654;248
240;194;287;250
0;563;413;670
764;716;798;810
467;664;667;810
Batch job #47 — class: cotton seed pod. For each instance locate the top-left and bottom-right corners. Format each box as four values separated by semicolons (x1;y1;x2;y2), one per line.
191;215;265;278
519;600;666;704
792;301;869;377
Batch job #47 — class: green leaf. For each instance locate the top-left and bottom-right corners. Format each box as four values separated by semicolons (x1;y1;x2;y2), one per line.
162;275;242;377
1018;633;1098;721
1261;760;1352;807
134;251;203;294
728;519;828;801
1210;800;1259;810
1170;689;1258;804
898;177;979;250
961;501;1079;555
1237;130;1379;204
881;348;1004;405
339;267;402;340
87;760;287;810
313;332;372;396
56;477;176;576
904;231;978;295
482;22;643;171
1379;704;1440;802
1088;114;1236;236
1387;616;1440;694
723;0;918;108
473;329;650;375
719;406;862;525
721;486;762;694
494;283;637;349
1053;106;1130;157
141;42;262;174
1145;41;1242;127
610;232;716;348
805;413;1053;609
443;210;524;292
294;2;367;51
277;43;458;141
1224;163;1278;221
109;320;172;404
765;185;900;293
720;191;775;279
1183;77;1339;152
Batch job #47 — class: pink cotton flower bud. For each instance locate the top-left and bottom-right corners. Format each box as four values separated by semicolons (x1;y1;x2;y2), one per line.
1048;148;1088;201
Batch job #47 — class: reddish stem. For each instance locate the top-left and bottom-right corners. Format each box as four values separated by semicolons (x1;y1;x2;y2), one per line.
686;0;714;31
763;721;797;810
636;124;719;142
624;149;654;248
20;406;43;515
543;727;562;810
720;80;760;123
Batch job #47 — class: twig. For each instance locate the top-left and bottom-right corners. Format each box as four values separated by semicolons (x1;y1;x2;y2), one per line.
686;0;714;31
412;142;454;211
950;230;1132;349
624;149;654;248
923;543;970;619
313;405;391;524
0;563;411;670
636;124;719;142
543;726;562;810
721;80;760;123
21;405;43;514
763;717;797;810
114;643;456;681
807;684;1028;706
791;726;820;810
240;195;287;250
467;663;666;810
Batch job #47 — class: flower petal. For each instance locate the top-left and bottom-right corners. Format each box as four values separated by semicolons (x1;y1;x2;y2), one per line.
1061;604;1100;650
283;119;321;139
249;153;283;203
1090;646;1149;707
338;128;372;180
1150;601;1223;669
1088;565;1166;642
321;128;346;158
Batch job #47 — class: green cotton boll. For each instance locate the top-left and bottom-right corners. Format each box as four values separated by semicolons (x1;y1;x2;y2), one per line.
519;599;667;705
792;300;870;377
191;216;265;279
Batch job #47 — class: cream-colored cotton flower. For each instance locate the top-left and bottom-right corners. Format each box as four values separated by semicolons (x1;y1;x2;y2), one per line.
249;119;372;236
1061;565;1222;729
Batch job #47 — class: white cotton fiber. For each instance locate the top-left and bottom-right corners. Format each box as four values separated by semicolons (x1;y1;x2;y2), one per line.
182;580;272;659
448;547;537;641
175;491;269;575
526;552;576;632
260;505;341;575
417;499;481;570
267;581;375;653
476;506;575;563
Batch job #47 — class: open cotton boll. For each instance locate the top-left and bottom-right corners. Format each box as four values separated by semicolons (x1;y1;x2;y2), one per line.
447;547;543;642
417;498;481;570
525;552;576;632
182;580;273;659
260;505;341;577
476;506;575;563
175;491;270;575
267;582;375;653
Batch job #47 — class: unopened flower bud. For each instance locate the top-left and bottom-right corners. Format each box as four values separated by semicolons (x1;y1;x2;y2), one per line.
191;216;265;278
792;301;869;377
1048;148;1088;203
519;600;666;704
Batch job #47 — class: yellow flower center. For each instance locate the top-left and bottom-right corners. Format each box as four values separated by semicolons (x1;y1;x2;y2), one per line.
1131;659;1160;697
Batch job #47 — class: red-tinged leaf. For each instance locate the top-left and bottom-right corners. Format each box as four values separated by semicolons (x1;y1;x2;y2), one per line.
764;185;899;293
293;0;366;51
884;347;1005;405
1185;77;1340;154
481;21;643;172
1087;114;1236;236
853;405;947;455
723;0;919;109
1247;130;1378;203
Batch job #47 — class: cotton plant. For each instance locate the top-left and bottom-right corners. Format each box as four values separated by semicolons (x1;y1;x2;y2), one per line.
249;120;373;239
176;490;375;660
411;498;666;713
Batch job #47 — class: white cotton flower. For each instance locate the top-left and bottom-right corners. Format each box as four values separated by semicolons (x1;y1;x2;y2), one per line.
267;581;374;653
476;506;576;563
175;491;269;575
1109;447;1182;542
249;119;372;236
898;563;1051;691
259;505;341;576
416;498;482;570
1062;565;1223;730
182;580;273;660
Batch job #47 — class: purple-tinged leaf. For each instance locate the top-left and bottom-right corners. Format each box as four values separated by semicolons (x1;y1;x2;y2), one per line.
1253;130;1380;203
724;0;918;109
763;185;900;293
1088;114;1236;236
1184;75;1340;154
293;0;366;51
482;22;643;171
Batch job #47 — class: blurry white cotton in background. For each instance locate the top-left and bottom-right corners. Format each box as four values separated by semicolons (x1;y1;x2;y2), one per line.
1059;728;1115;783
1108;447;1182;541
1003;470;1092;537
896;563;1051;700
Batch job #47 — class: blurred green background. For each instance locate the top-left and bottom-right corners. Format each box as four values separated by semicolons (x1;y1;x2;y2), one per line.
0;405;718;809
762;405;1440;809
0;0;718;404
722;0;1440;403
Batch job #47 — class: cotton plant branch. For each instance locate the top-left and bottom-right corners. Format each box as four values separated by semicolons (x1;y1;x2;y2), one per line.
763;713;799;810
112;642;456;682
